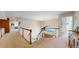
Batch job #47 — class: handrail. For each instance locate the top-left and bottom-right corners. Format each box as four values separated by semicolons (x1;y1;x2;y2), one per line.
20;27;32;31
36;27;60;39
36;30;44;40
20;27;32;44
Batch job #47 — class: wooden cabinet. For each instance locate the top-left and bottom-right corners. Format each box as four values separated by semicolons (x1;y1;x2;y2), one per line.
0;18;10;33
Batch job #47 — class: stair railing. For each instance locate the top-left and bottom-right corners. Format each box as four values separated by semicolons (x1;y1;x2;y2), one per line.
36;27;60;39
19;27;32;44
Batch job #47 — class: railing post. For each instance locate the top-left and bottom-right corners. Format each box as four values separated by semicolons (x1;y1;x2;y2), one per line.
42;33;43;38
30;30;32;44
22;29;24;37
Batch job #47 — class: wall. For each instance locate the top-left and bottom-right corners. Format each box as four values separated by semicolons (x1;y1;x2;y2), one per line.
0;12;6;19
74;11;79;29
39;19;59;28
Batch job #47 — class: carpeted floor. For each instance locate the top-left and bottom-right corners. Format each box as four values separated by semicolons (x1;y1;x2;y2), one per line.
0;31;69;48
0;31;32;48
32;34;68;48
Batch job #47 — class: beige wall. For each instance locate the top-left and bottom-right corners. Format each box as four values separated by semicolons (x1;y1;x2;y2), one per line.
39;19;59;28
74;11;79;29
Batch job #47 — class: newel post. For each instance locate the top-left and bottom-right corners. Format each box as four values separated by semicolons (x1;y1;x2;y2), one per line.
30;30;32;44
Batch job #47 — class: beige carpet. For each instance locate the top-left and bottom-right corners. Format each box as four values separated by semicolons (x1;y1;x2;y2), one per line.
0;31;32;48
0;31;68;48
32;34;68;48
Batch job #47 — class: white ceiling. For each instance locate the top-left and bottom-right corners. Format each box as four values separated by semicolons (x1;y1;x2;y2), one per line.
1;11;70;21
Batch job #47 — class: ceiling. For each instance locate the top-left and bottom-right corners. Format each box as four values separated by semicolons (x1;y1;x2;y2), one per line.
0;11;70;21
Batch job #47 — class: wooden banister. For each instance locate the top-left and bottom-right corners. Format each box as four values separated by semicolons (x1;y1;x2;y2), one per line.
20;27;32;31
20;27;32;44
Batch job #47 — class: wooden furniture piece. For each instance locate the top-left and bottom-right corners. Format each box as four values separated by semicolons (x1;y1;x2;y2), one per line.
0;18;10;33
